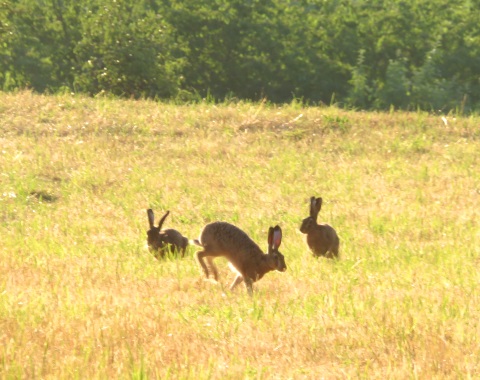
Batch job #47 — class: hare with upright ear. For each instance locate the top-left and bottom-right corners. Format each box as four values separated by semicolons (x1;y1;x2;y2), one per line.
299;197;340;259
194;222;286;295
147;209;189;259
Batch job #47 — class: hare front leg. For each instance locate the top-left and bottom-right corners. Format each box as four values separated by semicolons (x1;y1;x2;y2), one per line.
244;277;254;296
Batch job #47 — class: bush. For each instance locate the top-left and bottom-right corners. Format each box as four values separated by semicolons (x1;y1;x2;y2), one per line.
375;58;410;110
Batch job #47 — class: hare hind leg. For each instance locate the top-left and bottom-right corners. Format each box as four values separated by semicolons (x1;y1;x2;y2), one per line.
331;247;339;259
206;256;219;281
195;250;211;279
331;238;340;259
230;275;244;291
180;237;189;257
195;250;221;281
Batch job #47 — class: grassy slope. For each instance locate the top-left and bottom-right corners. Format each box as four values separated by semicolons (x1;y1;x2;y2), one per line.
1;91;479;379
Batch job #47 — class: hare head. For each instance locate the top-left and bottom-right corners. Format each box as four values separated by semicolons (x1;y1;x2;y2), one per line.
300;196;322;234
146;209;170;253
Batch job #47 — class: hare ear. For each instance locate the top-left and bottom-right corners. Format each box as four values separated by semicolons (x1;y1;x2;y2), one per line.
272;225;282;249
147;209;155;228
157;210;170;229
310;197;322;220
267;227;275;254
309;197;317;219
268;226;274;253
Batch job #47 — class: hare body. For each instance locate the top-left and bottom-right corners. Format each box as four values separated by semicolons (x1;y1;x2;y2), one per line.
147;209;188;259
194;222;286;295
300;197;340;259
302;221;339;258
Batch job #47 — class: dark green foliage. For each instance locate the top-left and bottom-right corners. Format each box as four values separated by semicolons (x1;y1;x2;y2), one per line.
0;0;183;97
1;0;480;111
375;59;410;110
73;0;182;98
347;49;372;109
0;0;82;91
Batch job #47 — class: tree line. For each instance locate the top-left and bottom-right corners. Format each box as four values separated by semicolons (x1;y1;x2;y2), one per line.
1;0;479;112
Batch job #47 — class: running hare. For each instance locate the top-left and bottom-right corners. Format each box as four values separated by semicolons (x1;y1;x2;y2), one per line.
147;209;189;259
300;197;339;259
194;222;286;295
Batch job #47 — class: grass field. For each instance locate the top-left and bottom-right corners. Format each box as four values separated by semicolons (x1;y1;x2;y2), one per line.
1;91;479;379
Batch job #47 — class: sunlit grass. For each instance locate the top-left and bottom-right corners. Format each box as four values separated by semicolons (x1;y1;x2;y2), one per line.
0;91;479;378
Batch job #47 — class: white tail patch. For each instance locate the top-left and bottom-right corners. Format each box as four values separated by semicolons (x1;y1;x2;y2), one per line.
190;239;202;246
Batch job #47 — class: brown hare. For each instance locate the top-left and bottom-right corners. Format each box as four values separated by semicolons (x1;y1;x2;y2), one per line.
300;197;339;259
147;209;189;259
194;222;286;295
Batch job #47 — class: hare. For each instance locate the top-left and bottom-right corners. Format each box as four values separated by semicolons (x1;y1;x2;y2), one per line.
147;209;189;259
194;222;286;295
299;196;340;259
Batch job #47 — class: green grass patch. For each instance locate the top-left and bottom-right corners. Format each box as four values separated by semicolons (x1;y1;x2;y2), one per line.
1;91;479;378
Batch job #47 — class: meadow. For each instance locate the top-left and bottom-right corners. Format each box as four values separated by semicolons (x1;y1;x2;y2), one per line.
0;91;479;379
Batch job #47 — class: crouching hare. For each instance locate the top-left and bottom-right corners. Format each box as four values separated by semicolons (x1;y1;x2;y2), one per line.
300;196;340;259
194;222;286;295
147;209;189;259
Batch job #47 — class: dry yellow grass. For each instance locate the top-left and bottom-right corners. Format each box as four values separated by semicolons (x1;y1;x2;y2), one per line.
0;91;479;379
